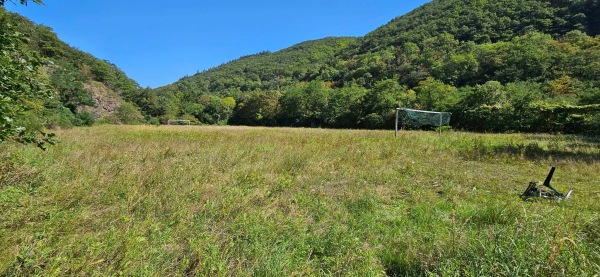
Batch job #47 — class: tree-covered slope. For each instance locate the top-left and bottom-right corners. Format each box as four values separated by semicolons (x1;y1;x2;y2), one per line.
6;0;597;135
357;0;597;51
155;37;356;98
146;37;356;124
336;0;599;87
3;9;144;129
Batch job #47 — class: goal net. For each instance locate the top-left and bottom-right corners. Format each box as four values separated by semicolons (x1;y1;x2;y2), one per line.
395;108;451;136
167;119;191;125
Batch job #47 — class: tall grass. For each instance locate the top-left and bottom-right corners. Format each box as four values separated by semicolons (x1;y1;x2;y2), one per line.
1;125;598;276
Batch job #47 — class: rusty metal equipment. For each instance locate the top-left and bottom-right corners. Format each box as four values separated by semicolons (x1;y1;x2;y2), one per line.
521;167;573;201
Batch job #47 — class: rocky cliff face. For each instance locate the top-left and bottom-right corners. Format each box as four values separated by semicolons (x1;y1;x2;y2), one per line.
78;81;123;119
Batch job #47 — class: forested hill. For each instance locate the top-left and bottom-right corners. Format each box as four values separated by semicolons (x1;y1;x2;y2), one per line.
150;0;599;134
146;37;357;124
336;0;600;88
2;9;143;129
154;37;356;99
356;0;599;52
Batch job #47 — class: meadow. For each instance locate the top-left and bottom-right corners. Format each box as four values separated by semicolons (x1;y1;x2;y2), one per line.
0;125;599;276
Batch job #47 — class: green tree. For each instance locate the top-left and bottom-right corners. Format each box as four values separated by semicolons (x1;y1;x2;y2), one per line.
129;87;164;117
219;96;236;123
231;90;280;126
1;5;54;148
323;85;365;128
278;82;329;127
50;63;95;113
414;77;458;111
199;95;224;124
453;81;510;132
115;102;144;125
359;79;414;129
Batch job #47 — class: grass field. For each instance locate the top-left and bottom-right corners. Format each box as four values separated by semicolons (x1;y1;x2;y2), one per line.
1;125;599;276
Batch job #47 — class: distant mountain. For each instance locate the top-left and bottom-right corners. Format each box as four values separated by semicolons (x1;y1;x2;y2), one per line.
144;37;357;124
155;37;357;98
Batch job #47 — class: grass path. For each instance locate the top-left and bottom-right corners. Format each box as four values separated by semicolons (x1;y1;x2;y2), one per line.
1;125;599;276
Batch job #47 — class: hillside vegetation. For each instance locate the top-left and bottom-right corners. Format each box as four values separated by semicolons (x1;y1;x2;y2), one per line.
1;126;598;275
1;7;143;136
150;37;357;125
149;0;600;134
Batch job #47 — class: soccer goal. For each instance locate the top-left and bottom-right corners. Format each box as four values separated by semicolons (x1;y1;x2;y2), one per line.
395;108;452;137
167;119;191;125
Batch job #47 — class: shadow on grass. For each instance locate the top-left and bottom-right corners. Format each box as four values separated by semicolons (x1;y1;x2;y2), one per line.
582;217;600;245
380;253;427;277
524;134;600;147
461;141;600;163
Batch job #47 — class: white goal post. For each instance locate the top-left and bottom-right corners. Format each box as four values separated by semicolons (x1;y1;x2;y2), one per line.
167;119;191;125
395;108;452;137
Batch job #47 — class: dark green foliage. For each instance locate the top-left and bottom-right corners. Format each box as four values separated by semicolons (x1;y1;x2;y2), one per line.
414;77;458;111
115;102;144;125
43;107;79;129
129;88;165;118
49;62;94;113
230;90;280;126
75;111;94;126
359;80;413;128
0;7;52;148
7;12;140;99
277;81;330;127
360;113;385;129
154;37;355;98
0;0;42;6
350;0;588;53
322;85;365;128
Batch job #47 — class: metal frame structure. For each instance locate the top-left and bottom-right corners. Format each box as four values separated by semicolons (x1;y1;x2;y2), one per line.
167;119;192;125
521;167;573;201
395;108;450;137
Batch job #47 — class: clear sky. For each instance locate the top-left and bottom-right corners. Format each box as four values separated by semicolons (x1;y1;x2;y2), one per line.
6;0;430;88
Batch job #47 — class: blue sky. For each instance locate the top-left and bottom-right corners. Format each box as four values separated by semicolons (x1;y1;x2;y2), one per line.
6;0;430;88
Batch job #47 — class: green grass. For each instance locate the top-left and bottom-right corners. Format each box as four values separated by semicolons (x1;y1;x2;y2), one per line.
1;125;599;276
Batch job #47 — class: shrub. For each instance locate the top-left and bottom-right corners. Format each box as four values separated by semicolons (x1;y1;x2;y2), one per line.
115;102;144;125
360;113;385;129
75;111;95;126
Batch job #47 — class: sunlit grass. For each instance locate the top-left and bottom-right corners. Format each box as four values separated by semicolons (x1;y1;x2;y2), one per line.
1;125;599;276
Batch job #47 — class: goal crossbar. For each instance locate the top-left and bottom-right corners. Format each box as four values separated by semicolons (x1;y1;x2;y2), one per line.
398;108;444;114
167;119;192;125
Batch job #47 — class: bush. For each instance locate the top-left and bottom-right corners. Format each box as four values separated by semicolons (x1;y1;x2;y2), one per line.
360;113;385;129
44;107;78;129
75;111;95;126
149;117;160;126
115;102;144;125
